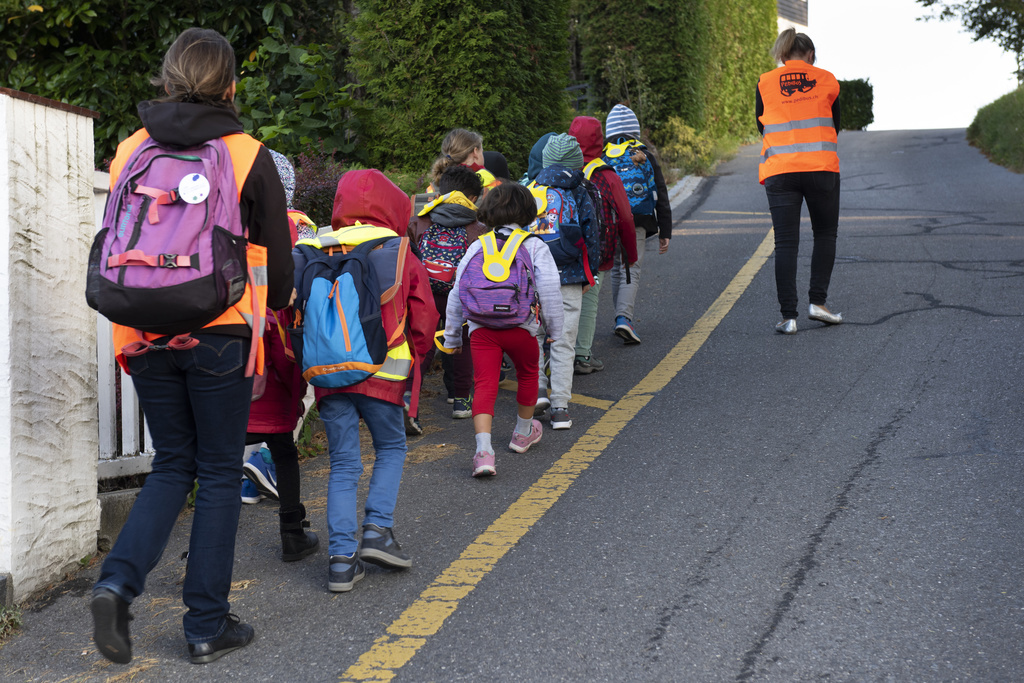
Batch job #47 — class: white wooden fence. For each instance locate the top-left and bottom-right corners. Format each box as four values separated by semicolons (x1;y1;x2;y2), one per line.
93;172;154;480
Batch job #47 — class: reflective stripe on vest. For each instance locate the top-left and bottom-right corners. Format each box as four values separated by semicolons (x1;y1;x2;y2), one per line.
762;140;839;160
296;224;396;250
762;117;837;136
373;340;413;382
757;61;840;183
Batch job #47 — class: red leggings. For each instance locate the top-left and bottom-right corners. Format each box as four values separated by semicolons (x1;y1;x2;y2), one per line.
469;326;539;417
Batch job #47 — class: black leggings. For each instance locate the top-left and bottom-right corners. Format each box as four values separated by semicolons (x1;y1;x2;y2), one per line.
764;171;840;320
246;431;301;513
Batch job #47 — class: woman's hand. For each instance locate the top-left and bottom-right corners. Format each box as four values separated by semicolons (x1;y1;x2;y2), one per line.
659;238;670;254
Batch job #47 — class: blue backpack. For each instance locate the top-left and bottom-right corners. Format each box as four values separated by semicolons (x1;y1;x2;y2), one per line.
291;235;396;388
602;139;656;216
526;182;585;269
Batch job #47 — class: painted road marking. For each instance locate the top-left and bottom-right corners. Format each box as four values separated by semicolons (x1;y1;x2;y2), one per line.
339;230;777;682
498;379;615;412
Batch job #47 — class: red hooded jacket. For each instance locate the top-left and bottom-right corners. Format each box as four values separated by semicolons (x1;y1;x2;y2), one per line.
314;170;438;411
568;116;639;269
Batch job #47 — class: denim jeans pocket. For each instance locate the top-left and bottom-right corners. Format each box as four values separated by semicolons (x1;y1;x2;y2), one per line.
126;353;150;375
191;336;246;376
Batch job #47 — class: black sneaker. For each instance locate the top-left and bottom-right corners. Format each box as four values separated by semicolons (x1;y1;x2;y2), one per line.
92;588;133;664
328;554;366;592
187;614;254;664
359;523;412;569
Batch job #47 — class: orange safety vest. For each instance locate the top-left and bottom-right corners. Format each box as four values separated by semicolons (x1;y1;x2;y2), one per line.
757;60;840;183
108;130;269;375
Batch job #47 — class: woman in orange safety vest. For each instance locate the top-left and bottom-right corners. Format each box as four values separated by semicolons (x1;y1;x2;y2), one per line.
91;28;293;667
757;28;844;335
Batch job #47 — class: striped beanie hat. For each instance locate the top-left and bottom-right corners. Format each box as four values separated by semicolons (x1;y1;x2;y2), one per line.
541;133;584;170
605;104;641;138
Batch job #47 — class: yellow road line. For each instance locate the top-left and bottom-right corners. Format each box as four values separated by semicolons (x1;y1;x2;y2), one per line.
499;379;616;412
340;230;777;683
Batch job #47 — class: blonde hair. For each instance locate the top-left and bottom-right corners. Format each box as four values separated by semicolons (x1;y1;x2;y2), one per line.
772;28;816;64
152;28;236;109
429;128;484;184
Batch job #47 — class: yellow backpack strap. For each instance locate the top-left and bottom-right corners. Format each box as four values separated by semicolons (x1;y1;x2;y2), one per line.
480;229;529;283
603;141;631;159
528;182;548;215
583;158;605;180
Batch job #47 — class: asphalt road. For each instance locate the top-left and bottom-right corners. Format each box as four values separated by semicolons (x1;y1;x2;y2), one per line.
3;128;1023;682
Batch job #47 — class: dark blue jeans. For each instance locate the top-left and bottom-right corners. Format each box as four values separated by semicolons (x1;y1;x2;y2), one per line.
764;171;841;320
95;333;253;644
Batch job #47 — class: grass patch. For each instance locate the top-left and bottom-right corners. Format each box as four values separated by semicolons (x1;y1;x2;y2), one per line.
0;605;23;642
967;86;1024;173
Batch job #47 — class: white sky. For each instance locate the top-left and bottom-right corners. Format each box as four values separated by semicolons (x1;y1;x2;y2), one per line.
807;0;1019;130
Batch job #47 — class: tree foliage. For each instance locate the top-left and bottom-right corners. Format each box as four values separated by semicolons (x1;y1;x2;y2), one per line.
918;0;1024;78
348;0;571;176
0;1;340;166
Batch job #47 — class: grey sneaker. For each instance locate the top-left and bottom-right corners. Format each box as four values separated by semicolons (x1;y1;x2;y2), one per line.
328;554;365;592
574;356;604;374
359;523;412;569
550;407;572;430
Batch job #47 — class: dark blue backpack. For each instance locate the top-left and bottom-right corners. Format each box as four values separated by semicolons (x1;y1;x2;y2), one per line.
602;139;656;216
290;236;395;388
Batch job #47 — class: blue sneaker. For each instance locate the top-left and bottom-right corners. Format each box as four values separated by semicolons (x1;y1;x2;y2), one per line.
243;448;278;501
240;478;262;504
614;316;641;344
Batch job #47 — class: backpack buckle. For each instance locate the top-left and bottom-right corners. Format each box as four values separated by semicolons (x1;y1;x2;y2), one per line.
159;253;179;268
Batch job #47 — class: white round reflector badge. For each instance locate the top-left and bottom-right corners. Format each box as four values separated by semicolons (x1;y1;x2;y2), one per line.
179;173;211;204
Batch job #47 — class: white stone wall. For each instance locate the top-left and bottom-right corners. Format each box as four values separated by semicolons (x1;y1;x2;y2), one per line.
0;90;101;601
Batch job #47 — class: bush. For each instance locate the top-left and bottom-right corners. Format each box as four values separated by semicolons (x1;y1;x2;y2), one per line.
838;79;874;131
653;116;715;176
293;146;346;227
574;0;709;132
967;86;1024;173
348;0;571;174
236;26;363;161
0;1;342;167
575;0;776;142
703;0;777;140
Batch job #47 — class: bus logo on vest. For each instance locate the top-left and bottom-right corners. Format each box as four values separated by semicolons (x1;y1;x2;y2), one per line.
780;72;817;97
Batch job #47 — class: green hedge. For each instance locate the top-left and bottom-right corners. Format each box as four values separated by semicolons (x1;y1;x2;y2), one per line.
967;86;1024;173
348;0;570;178
838;78;874;131
574;0;709;132
703;0;776;140
574;0;775;141
0;1;339;167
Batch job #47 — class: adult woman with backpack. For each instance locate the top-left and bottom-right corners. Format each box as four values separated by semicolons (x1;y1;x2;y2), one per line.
757;28;843;334
89;28;295;665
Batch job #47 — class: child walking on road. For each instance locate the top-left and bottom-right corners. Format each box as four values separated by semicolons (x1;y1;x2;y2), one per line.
443;183;563;477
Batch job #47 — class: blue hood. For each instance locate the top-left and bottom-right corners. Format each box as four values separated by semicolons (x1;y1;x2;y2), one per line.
535;165;584;190
527;132;556;181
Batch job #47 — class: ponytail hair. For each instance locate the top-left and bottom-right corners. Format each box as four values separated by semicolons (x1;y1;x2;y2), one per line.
771;27;815;64
429;128;484;185
153;28;237;109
